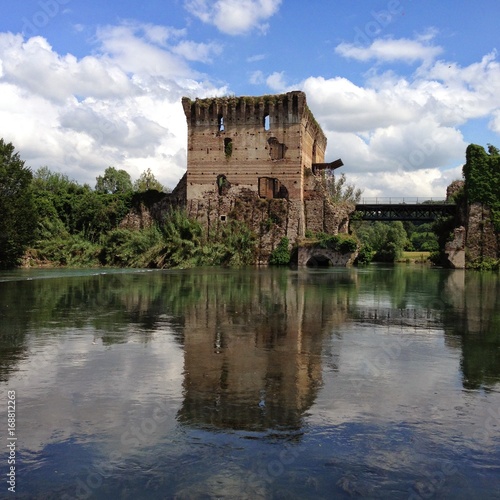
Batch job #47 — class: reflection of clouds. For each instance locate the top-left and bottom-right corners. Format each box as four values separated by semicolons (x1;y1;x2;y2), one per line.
14;330;184;455
313;322;500;452
2;267;500;498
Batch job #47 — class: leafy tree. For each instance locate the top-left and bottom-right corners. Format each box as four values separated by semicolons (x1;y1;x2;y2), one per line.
321;171;362;204
0;139;37;268
70;189;132;242
32;167;86;230
134;168;165;192
410;223;439;252
95;167;133;194
354;221;409;262
487;144;500;156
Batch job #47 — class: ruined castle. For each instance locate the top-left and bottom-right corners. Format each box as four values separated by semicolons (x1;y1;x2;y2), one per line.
178;91;351;263
121;91;355;265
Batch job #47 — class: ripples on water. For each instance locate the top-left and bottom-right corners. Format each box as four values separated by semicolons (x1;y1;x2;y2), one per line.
0;265;499;499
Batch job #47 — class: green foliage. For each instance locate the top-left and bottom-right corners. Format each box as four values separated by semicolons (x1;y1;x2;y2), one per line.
321;172;362;204
33;167;133;244
208;220;257;267
269;237;291;266
101;226;164;268
155;210;204;268
308;232;359;254
95;166;133;194
467;257;500;271
134;168;165;193
0;139;37;268
72;191;132;242
463;144;500;230
429;216;458;266
327;234;357;253
34;231;101;267
224;138;233;159
354;221;409;262
355;244;375;265
409;223;439;252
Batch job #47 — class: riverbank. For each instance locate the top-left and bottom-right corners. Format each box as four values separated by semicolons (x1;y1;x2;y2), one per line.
396;251;432;264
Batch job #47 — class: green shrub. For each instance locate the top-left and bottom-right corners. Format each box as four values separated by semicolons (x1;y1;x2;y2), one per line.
316;233;358;253
355;244;375;265
467;257;500;271
269;237;291;265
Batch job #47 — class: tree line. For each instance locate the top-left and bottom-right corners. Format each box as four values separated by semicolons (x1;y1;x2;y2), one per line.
0;139;257;269
2;138;498;269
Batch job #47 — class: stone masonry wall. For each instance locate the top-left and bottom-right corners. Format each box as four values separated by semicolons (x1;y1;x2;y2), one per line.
466;202;500;262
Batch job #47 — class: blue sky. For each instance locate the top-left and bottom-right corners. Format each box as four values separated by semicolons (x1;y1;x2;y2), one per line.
1;0;499;197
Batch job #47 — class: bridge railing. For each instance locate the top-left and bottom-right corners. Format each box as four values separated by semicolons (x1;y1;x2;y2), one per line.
358;197;449;205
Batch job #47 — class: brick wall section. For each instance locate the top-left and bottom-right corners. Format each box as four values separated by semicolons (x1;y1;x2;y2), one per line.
182;91;328;239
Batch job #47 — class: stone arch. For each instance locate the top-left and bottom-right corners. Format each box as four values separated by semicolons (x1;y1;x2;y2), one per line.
305;253;333;268
297;246;357;267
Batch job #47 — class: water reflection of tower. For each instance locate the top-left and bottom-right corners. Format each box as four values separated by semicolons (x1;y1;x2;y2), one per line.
177;270;353;432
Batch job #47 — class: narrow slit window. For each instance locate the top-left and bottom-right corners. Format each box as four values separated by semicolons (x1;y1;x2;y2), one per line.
218;114;225;132
264;114;270;131
224;138;233;158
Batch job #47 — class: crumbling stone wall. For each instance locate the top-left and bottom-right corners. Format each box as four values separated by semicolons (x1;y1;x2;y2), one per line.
121;92;353;265
445;226;466;269
466;203;500;262
442;179;499;268
178;90;352;263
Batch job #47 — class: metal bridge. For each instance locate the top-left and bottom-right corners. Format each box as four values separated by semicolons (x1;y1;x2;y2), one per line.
354;198;457;222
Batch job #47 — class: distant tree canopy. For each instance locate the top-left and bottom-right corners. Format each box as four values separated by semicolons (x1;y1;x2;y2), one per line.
354;221;409;262
134;168;165;193
95;166;133;194
463;143;500;230
0;139;37;268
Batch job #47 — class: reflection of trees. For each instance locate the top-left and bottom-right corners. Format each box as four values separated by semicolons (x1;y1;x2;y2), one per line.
2;264;499;405
352;264;450;311
346;265;500;391
0;271;182;380
442;271;500;390
177;269;357;432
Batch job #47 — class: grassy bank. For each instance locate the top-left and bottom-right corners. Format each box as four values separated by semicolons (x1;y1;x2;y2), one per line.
396;251;431;263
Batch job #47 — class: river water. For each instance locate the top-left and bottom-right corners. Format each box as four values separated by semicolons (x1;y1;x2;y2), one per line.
0;265;499;499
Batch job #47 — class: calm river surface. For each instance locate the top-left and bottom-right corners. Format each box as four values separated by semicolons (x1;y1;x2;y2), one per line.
1;265;499;499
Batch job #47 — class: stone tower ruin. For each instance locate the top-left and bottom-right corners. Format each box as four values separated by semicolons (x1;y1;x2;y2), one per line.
181;91;347;262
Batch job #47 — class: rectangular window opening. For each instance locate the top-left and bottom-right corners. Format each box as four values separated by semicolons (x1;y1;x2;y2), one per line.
218;114;225;132
264;114;270;131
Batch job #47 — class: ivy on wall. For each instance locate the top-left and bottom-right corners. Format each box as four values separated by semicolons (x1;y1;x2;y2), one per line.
463;144;500;231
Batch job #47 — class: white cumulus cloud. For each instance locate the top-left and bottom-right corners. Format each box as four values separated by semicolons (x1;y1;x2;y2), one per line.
0;27;227;190
335;37;443;65
294;44;500;196
184;0;282;35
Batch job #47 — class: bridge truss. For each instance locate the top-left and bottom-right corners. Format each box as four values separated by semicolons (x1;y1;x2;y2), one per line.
355;198;456;222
